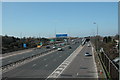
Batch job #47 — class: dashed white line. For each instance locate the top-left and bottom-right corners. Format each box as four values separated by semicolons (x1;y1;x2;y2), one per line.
2;45;69;73
44;59;47;61
8;61;12;62
47;44;83;79
2;49;33;59
53;59;56;61
77;73;79;76
32;64;36;67
45;64;48;67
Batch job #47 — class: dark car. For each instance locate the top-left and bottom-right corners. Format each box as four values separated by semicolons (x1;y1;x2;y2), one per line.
46;46;50;49
68;46;72;49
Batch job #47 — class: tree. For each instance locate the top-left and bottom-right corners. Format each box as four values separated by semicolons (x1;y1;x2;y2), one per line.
107;36;112;42
103;36;107;43
114;34;119;40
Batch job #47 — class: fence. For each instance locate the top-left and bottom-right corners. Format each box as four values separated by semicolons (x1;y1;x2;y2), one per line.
98;51;119;80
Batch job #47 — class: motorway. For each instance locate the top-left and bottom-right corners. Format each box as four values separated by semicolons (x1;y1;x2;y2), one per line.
2;46;52;66
59;42;98;79
2;43;68;66
2;40;81;79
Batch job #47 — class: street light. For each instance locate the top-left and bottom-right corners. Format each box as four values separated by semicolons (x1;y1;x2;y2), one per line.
54;23;56;45
93;22;98;51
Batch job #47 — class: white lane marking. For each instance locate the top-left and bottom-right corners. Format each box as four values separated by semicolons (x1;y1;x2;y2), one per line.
32;64;36;67
57;68;63;70
2;49;34;59
8;61;12;62
77;73;79;76
44;58;47;61
45;64;48;67
2;45;69;73
59;56;62;57
55;71;60;74
46;44;83;79
90;42;98;78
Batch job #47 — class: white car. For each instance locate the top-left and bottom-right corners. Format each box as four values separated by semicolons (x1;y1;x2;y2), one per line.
87;44;91;47
53;46;55;48
85;52;92;56
57;47;63;51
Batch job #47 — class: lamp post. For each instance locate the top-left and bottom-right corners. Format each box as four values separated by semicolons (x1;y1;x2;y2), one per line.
93;22;98;51
54;23;56;45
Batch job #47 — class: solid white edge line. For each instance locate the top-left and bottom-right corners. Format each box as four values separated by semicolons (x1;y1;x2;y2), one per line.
2;45;69;73
46;44;83;79
90;42;99;78
1;50;33;59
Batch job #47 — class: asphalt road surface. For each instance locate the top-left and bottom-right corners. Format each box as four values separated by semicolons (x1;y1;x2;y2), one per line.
2;40;81;79
59;42;98;79
2;42;69;66
2;46;52;66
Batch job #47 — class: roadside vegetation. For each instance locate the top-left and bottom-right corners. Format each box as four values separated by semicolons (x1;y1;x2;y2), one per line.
90;34;119;60
2;35;50;54
90;34;119;70
2;35;75;54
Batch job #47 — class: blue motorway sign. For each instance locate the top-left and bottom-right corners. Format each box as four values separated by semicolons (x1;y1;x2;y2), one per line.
56;34;67;37
23;43;27;48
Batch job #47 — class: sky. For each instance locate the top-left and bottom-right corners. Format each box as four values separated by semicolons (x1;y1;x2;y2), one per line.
2;2;118;38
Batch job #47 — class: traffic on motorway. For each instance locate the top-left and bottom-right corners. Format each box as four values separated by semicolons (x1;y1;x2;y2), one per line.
1;38;99;80
1;41;76;66
58;42;98;79
1;39;81;67
2;38;82;79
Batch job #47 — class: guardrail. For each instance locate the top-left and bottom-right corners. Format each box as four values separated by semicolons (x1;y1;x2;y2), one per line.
91;42;119;80
1;43;71;73
1;48;57;73
99;51;119;80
